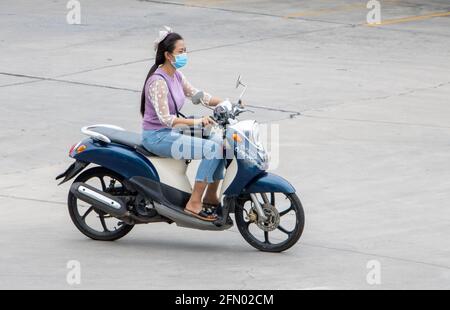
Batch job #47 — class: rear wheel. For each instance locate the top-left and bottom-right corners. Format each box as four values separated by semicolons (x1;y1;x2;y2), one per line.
235;192;304;252
68;167;134;241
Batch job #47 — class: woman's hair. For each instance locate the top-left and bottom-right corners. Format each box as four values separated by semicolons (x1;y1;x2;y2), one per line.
140;32;183;117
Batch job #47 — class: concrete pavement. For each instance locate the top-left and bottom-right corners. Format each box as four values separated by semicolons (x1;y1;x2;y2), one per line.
0;0;449;289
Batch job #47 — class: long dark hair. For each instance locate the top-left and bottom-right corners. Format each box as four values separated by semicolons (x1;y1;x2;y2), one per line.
140;32;183;116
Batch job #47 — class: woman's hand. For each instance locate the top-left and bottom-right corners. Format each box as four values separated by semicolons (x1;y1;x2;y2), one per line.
195;116;215;126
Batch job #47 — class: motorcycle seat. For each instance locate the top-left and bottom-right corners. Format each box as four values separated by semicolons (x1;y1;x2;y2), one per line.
89;126;156;157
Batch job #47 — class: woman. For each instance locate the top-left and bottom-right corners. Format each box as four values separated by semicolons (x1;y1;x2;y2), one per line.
141;27;224;222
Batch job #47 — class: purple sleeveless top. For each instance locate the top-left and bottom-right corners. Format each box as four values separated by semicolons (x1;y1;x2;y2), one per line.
142;67;186;130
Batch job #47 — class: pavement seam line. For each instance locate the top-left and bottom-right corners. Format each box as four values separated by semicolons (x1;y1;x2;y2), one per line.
0;194;66;206
365;10;450;27
3;193;449;271
140;0;354;26
0;72;138;92
54;24;348;78
225;228;450;271
300;114;450;130
3;71;449;128
0;23;347;82
297;80;450;129
300;242;450;271
0;72;303;116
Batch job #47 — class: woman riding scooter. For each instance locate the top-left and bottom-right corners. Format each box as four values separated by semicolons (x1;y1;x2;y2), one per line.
57;26;304;251
141;26;224;222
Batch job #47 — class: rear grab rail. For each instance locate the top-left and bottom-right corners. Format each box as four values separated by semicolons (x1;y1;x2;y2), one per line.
81;124;125;143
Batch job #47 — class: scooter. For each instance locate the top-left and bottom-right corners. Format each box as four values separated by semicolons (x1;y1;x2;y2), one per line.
56;76;304;252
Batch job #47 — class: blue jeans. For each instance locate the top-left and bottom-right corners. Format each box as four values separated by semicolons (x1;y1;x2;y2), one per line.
142;128;225;183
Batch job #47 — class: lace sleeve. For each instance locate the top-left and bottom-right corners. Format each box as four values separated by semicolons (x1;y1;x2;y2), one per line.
148;79;176;127
179;71;213;105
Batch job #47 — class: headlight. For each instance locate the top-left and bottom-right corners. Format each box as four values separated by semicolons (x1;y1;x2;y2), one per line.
250;122;264;150
250;122;269;169
230;120;269;170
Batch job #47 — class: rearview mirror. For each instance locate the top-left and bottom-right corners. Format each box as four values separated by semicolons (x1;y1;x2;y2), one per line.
235;74;247;103
235;75;242;88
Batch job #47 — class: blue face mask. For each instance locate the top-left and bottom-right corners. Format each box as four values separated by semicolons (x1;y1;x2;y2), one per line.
171;53;188;69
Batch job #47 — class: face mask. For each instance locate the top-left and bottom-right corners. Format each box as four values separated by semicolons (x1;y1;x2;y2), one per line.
171;53;188;69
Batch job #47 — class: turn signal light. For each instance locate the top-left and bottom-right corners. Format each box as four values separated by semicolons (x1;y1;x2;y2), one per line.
232;133;242;142
76;145;87;153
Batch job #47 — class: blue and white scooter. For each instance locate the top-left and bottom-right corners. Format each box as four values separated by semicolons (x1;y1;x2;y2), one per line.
56;76;304;252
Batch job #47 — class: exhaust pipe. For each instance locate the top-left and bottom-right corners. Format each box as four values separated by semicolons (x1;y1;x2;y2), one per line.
154;203;232;231
70;182;127;217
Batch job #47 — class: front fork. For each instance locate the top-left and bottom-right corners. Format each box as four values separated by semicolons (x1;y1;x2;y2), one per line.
215;194;266;227
223;194;268;223
249;193;268;222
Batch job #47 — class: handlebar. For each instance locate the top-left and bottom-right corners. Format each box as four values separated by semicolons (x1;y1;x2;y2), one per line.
193;94;253;126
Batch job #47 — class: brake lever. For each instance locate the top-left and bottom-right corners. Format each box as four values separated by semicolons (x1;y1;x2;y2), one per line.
208;115;218;125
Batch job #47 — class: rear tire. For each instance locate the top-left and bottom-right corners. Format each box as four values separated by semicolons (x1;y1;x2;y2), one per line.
235;192;304;252
68;167;134;241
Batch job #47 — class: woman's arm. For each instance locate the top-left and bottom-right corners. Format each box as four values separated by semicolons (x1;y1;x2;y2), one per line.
148;79;176;127
180;72;222;106
172;116;214;127
148;79;214;128
207;96;222;106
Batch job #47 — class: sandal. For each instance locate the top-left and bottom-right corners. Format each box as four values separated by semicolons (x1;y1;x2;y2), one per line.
202;202;221;215
184;208;218;222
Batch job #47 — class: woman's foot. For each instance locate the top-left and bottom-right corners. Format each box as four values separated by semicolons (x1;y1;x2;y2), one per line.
202;193;220;206
202;181;221;207
202;201;220;214
185;200;217;222
202;195;221;214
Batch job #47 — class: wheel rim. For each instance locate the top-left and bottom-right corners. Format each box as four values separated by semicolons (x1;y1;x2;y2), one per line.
240;192;301;247
70;173;129;237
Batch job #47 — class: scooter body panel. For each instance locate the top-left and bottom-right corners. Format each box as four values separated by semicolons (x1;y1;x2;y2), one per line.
72;138;159;181
221;158;264;196
147;157;192;193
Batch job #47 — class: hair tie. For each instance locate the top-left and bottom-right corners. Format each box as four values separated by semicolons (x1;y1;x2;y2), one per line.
153;25;173;52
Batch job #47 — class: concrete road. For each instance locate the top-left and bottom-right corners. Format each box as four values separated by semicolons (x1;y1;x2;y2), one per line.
1;0;449;289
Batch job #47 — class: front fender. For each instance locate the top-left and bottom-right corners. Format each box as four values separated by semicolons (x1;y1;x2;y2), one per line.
242;173;295;194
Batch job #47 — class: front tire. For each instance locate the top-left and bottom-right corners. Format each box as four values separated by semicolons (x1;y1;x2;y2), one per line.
235;192;304;252
68;167;134;241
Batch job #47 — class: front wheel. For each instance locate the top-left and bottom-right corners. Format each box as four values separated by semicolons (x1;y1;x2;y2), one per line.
235;192;304;252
